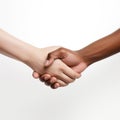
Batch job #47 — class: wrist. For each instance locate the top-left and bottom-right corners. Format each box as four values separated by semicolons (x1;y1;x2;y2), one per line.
76;48;95;66
22;46;41;67
24;46;61;73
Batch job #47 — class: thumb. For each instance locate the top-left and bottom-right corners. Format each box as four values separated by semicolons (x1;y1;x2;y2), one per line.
45;57;55;67
45;50;63;67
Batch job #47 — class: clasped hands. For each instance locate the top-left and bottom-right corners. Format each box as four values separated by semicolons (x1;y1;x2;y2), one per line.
29;46;88;89
0;29;88;89
1;29;119;89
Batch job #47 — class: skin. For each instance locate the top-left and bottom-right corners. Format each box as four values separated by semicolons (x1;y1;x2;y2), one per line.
0;29;80;87
33;28;120;89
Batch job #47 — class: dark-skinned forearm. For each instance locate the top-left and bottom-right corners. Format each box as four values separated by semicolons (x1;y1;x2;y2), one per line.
78;29;120;65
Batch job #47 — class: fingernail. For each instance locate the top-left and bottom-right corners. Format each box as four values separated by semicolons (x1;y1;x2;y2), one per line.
45;60;49;66
55;83;60;88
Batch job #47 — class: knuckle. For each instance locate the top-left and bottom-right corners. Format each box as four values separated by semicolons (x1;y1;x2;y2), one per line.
58;47;65;53
62;83;68;86
68;77;75;83
70;74;76;80
76;74;81;79
48;53;53;58
64;79;72;84
72;74;80;79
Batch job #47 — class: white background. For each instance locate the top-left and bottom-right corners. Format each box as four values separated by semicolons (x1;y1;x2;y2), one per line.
0;0;120;120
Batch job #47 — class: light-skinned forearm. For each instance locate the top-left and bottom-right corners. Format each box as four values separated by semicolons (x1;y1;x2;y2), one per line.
0;29;79;86
78;29;120;65
0;29;36;63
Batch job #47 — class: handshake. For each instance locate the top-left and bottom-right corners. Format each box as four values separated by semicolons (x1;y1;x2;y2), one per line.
0;29;120;89
32;46;88;89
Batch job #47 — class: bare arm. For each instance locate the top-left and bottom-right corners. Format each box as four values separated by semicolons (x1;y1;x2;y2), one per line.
0;29;35;62
77;28;120;65
0;29;80;88
40;29;120;88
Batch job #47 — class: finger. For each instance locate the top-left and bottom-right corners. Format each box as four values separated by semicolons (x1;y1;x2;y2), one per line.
51;79;69;89
45;58;55;67
32;71;40;79
45;48;64;67
49;77;57;84
45;77;67;87
43;77;66;89
62;66;81;80
45;80;51;86
51;83;60;89
44;77;57;85
72;63;87;74
40;74;51;81
55;79;67;87
57;73;75;84
45;54;58;67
